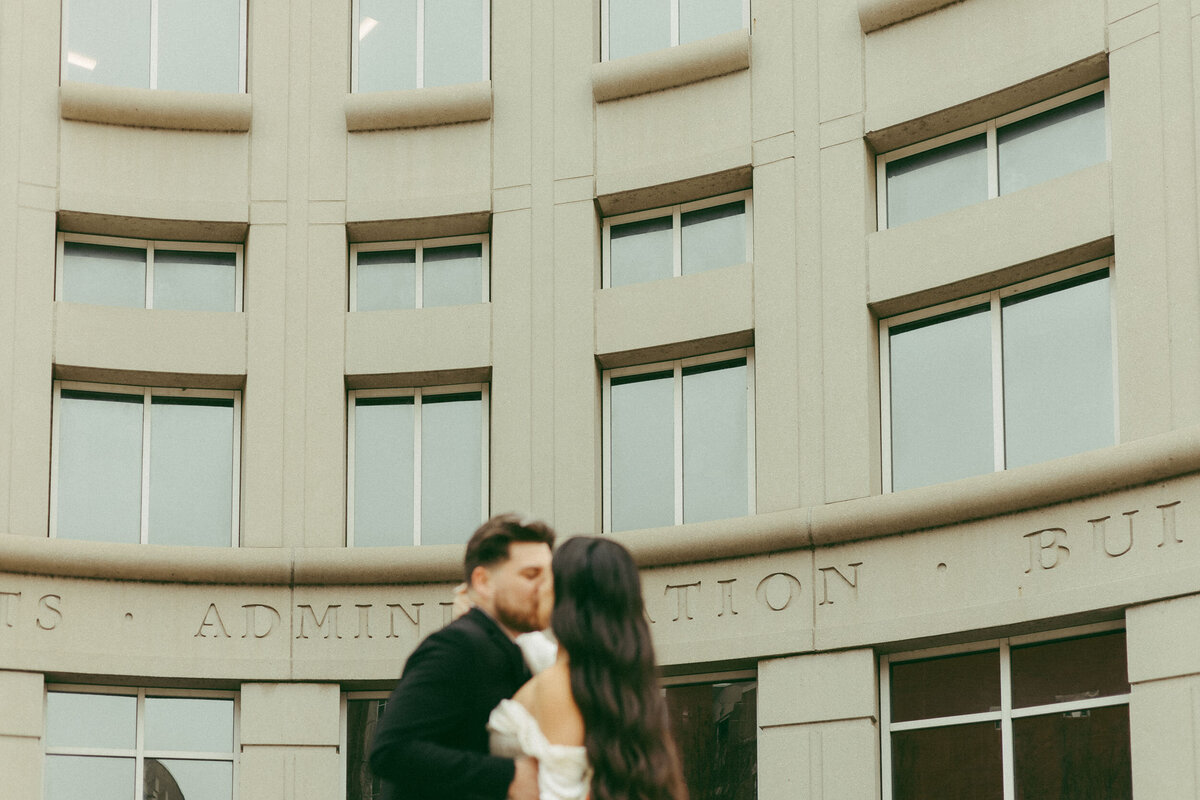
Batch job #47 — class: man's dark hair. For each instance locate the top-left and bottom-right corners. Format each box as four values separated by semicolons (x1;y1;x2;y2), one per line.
463;512;556;582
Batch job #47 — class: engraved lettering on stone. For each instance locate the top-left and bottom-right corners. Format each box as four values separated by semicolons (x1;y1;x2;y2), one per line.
195;603;232;639
241;604;280;639
1025;528;1069;573
36;595;62;631
665;582;700;621
818;563;863;606
1158;501;1182;548
388;603;423;638
441;601;455;626
355;604;373;639
1089;515;1133;558
297;604;342;639
756;572;802;611
0;591;20;628
717;579;738;617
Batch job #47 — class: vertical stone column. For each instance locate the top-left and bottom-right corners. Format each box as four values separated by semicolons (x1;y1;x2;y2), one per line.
758;649;879;799
239;683;343;800
0;670;45;800
1127;593;1200;798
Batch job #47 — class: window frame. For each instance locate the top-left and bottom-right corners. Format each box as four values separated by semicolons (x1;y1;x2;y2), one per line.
59;0;249;92
346;383;490;546
44;685;240;800
601;191;753;289
349;234;490;311
879;621;1130;800
49;381;243;547
602;349;756;532
342;691;390;800
878;260;1117;493
57;233;245;312
875;81;1111;230
350;0;491;92
599;0;752;62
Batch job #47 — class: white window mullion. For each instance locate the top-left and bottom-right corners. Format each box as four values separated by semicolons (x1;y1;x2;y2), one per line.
479;384;490;523
415;0;426;89
148;0;160;90
346;394;358;546
673;363;684;525
991;294;1006;472
134;691;147;800
602;372;614;533
672;208;683;278
670;0;680;46
879;658;895;800
140;390;153;545
744;350;756;515
238;0;249;93
145;242;156;310
879;320;895;492
415;244;425;309
1000;642;1016;800
230;393;242;548
49;384;63;538
986;123;999;198
480;0;490;81
413;392;423;545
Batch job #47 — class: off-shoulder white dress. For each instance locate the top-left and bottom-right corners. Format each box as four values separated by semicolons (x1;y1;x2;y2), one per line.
488;699;592;800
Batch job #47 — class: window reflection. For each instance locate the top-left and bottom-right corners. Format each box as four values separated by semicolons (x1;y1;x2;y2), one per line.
665;680;757;800
347;698;389;800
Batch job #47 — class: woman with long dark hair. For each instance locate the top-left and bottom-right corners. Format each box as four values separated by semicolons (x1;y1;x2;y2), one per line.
488;535;688;800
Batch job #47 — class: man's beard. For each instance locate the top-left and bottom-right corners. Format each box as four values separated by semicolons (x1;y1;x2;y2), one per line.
493;591;541;634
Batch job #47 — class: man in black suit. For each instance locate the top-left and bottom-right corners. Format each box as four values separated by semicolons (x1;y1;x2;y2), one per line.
369;513;555;800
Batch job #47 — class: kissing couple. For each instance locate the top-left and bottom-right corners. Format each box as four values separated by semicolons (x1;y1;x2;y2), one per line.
369;513;688;800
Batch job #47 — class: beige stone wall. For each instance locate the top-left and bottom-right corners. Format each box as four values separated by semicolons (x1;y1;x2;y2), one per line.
5;0;1200;797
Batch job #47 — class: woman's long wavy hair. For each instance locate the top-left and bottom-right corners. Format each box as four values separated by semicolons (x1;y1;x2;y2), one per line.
550;536;688;800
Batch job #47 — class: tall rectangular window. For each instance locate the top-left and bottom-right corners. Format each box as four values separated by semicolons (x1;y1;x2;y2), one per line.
604;352;754;532
51;383;241;546
602;0;750;61
45;687;237;800
62;0;246;92
881;264;1114;492
348;385;488;546
58;234;243;312
664;674;757;800
881;625;1132;800
878;83;1108;228
353;0;489;92
345;694;389;800
603;193;751;289
350;237;488;311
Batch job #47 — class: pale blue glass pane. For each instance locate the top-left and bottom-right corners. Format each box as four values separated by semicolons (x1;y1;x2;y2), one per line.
154;250;237;311
57;392;144;543
889;308;994;491
421;393;483;546
62;242;146;308
682;360;748;523
358;0;418;91
148;398;234;547
356;250;417;311
680;0;743;45
149;759;233;800
609;215;672;287
425;0;484;88
681;201;745;275
45;755;134;800
610;372;675;531
886;134;988;227
64;0;150;88
1002;274;1113;469
998;93;1107;195
423;244;482;307
354;398;415;546
158;0;242;92
46;692;136;749
145;697;234;752
608;0;670;59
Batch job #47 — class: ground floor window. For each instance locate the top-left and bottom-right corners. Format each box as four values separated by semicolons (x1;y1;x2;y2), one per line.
663;672;757;800
880;623;1131;800
345;694;389;800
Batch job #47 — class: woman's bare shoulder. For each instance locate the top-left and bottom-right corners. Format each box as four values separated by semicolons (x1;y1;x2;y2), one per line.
531;661;586;747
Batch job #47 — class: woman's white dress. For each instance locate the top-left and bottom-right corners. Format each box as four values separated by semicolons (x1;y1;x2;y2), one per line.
488;699;591;800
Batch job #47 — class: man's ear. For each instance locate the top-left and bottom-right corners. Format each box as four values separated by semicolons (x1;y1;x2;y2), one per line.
469;564;491;600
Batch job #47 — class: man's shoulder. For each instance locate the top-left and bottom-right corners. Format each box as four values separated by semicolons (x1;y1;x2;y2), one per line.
410;609;504;657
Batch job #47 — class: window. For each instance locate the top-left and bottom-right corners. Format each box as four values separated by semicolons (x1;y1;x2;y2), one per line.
353;0;489;92
877;83;1108;228
881;625;1132;800
663;674;757;800
61;0;247;92
881;264;1114;492
50;383;241;546
58;234;243;312
602;193;752;289
345;694;389;800
348;385;488;546
603;351;754;532
45;687;237;800
601;0;750;61
350;237;488;311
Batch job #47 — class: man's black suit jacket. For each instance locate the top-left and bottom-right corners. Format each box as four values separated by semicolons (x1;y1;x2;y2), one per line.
369;607;532;800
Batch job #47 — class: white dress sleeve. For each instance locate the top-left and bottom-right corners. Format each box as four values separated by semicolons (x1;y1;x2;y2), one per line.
515;630;559;674
487;699;592;800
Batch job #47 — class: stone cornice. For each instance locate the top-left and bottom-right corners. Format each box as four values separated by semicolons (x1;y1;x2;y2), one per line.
591;29;750;103
59;81;252;132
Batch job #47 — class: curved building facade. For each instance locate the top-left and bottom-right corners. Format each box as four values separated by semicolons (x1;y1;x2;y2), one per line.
2;0;1198;797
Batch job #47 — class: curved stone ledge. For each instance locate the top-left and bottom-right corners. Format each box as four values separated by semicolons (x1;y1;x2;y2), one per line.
592;29;750;103
60;81;252;132
858;0;961;33
345;82;492;131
